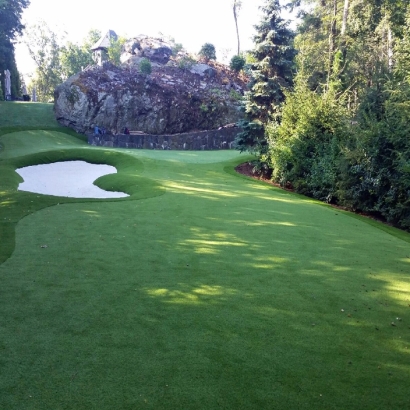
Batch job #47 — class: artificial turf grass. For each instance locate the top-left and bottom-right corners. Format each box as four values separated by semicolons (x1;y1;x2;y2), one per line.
1;176;409;410
0;147;165;263
223;159;410;245
0;130;89;159
1;143;406;408
0;123;410;408
0;101;60;128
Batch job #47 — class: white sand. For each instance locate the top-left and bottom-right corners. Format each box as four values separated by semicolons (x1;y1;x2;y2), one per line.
16;161;129;198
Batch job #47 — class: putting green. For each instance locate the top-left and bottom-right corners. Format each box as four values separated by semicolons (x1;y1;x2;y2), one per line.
0;124;409;409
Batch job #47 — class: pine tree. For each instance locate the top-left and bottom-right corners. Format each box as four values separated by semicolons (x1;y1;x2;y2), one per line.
235;0;296;157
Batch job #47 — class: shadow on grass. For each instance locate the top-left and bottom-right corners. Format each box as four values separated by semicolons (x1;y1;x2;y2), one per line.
133;221;410;409
1;131;409;408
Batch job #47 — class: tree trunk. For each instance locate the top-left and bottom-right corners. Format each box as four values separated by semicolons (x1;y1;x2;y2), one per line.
388;26;393;72
233;4;240;55
327;0;338;86
341;0;349;36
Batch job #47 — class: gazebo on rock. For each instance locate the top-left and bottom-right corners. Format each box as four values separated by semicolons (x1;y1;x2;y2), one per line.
91;30;118;66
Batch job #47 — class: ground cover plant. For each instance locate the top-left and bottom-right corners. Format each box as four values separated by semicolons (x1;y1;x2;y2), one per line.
0;102;410;409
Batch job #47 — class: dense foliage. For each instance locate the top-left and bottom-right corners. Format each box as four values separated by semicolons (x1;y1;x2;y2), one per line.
24;21;63;102
0;0;30;99
25;25;129;102
59;30;101;79
239;0;410;230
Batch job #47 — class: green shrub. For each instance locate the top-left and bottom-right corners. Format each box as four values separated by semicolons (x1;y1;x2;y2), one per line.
139;58;152;74
230;55;245;72
199;43;216;61
229;89;242;101
177;55;196;69
338;82;410;229
266;80;347;201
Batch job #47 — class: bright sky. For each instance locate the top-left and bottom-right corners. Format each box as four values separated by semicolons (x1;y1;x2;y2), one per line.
15;0;272;78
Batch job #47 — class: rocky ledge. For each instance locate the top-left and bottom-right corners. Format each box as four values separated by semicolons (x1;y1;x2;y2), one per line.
54;40;247;135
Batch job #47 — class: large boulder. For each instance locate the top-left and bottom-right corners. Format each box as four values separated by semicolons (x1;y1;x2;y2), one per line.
189;64;217;78
54;61;246;135
121;35;173;66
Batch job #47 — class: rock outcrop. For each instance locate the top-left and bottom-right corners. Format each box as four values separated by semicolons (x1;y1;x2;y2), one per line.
121;35;173;67
54;37;247;135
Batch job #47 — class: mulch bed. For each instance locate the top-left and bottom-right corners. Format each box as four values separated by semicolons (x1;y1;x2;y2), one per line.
235;162;292;191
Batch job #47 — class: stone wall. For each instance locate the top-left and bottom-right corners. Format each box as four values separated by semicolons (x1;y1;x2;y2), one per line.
87;127;240;150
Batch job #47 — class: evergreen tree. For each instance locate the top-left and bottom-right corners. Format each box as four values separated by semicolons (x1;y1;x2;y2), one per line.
235;0;296;157
263;0;410;229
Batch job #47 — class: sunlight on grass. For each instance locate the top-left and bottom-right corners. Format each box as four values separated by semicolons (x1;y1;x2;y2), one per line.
81;210;101;217
121;148;244;163
183;239;246;254
145;285;238;304
332;266;352;272
164;181;238;198
394;340;410;356
299;269;328;276
247;256;290;269
254;306;295;318
250;193;317;204
185;239;246;247
384;280;410;303
236;220;297;227
0;200;16;207
175;229;250;255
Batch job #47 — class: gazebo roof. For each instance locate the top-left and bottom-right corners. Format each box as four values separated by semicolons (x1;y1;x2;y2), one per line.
91;30;118;51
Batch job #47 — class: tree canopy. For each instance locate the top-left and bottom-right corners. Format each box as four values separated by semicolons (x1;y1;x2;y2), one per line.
239;0;410;230
0;0;29;41
0;0;30;99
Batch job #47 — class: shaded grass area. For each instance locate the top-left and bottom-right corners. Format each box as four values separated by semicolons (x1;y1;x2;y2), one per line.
0;109;410;409
224;162;410;245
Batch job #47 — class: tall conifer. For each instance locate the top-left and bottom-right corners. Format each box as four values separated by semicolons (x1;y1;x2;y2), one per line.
235;0;296;156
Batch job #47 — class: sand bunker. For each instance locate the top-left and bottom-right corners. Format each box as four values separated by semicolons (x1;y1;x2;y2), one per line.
16;161;129;198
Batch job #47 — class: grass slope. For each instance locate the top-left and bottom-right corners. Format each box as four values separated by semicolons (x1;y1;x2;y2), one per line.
0;101;59;128
0;103;409;409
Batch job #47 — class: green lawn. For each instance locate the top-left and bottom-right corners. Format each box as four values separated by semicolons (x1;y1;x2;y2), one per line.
1;103;409;409
0;101;59;128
